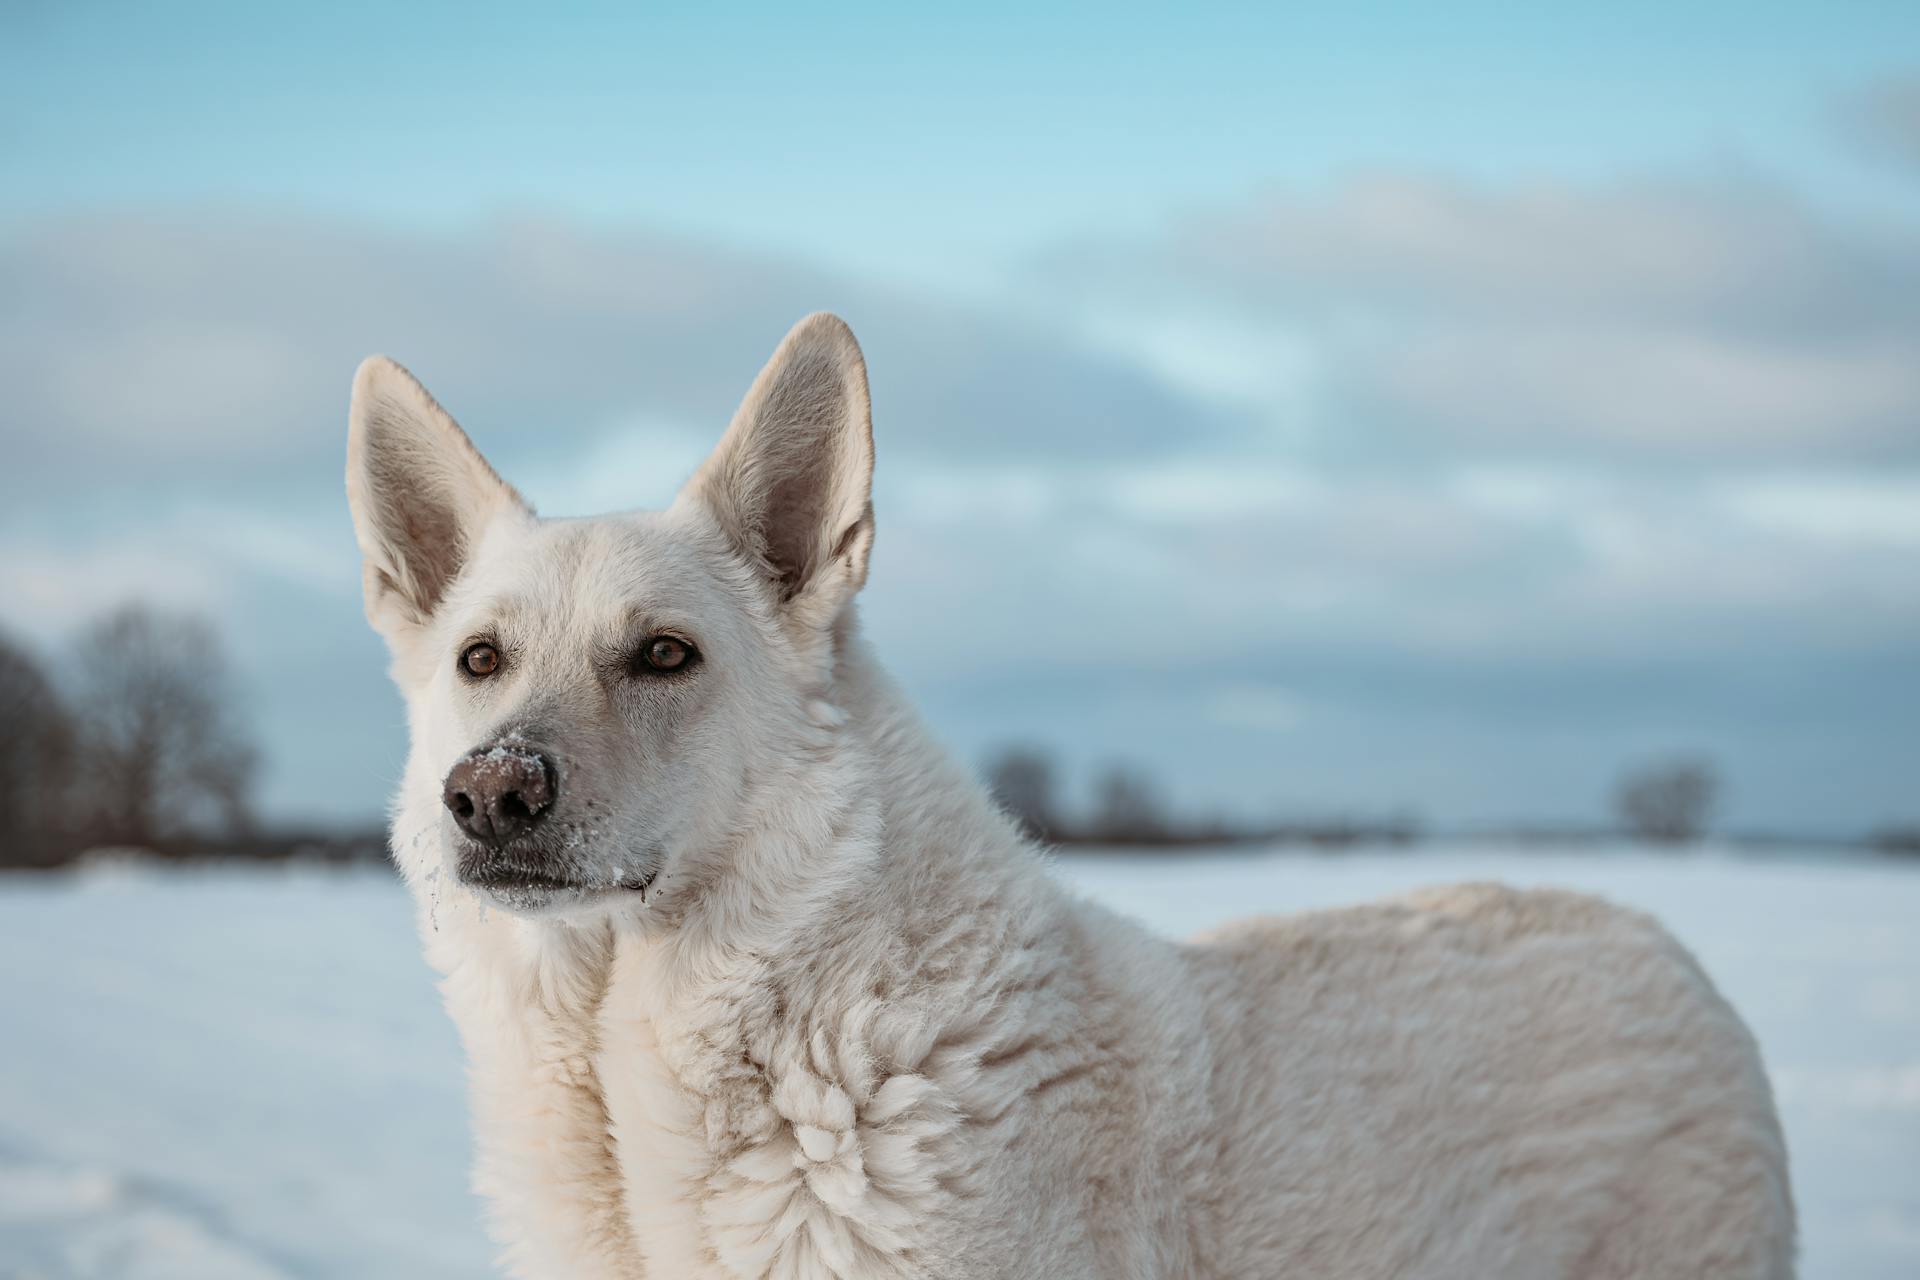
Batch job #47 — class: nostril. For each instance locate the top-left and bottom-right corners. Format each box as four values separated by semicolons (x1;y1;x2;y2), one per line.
499;790;533;821
449;791;475;820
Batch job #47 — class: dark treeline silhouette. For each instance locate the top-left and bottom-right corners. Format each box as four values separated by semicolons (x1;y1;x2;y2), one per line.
2;604;264;867
983;743;1916;857
981;744;1421;850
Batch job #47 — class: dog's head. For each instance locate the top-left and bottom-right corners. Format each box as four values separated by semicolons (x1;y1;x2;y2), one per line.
346;314;874;919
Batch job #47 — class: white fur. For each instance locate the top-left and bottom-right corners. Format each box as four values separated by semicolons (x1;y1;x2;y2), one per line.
348;315;1795;1278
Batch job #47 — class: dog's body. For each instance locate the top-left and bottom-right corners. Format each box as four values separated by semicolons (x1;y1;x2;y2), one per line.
348;316;1793;1279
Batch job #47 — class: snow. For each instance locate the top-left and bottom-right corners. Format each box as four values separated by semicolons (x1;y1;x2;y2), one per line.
2;847;1916;1279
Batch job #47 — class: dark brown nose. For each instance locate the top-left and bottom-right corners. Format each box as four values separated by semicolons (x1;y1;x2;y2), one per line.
442;746;557;847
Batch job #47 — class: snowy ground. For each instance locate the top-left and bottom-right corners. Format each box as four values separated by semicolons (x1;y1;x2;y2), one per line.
1;847;1915;1279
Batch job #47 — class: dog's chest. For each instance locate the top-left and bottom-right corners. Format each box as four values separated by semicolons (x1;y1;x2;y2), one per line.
593;949;962;1279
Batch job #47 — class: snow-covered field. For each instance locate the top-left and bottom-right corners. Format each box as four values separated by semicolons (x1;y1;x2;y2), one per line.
1;847;1915;1279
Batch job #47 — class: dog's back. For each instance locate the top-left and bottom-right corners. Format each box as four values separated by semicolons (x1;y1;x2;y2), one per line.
1184;883;1795;1278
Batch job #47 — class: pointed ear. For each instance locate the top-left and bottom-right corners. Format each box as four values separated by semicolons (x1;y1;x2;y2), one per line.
683;313;875;626
345;356;531;639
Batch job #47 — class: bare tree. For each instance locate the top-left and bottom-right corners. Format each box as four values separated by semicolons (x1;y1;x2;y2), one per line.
983;745;1061;841
66;604;259;850
0;631;78;866
1089;762;1168;844
1614;757;1718;845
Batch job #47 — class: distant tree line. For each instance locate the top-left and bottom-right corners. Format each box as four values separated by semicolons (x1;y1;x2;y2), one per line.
983;743;1916;857
1;604;260;867
981;745;1421;850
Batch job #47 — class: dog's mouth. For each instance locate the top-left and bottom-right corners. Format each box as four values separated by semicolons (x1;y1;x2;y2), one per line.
455;845;659;904
462;863;590;893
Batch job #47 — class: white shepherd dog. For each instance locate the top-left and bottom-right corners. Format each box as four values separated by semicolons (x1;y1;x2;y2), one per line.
347;315;1794;1279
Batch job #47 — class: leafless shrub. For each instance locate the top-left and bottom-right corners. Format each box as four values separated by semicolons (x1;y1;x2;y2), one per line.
1614;757;1719;845
65;604;259;851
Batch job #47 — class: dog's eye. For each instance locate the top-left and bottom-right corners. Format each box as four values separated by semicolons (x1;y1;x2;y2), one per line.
635;636;694;674
461;643;501;679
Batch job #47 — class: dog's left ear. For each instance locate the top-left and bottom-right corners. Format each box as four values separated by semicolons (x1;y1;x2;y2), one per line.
683;313;875;630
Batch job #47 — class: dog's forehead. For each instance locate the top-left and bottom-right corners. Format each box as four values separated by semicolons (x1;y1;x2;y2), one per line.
455;509;729;634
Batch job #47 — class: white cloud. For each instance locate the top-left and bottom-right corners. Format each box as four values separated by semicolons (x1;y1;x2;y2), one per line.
0;542;228;642
1074;308;1323;416
0;213;1234;505
1714;474;1920;550
515;418;719;517
1051;172;1920;460
841;437;1916;690
0;505;356;645
35;327;309;451
1360;326;1920;455
1100;461;1323;522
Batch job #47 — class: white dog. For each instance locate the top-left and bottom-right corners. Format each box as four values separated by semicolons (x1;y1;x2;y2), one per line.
347;315;1794;1279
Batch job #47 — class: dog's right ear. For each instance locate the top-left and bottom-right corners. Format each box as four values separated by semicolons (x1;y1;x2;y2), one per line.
346;357;531;640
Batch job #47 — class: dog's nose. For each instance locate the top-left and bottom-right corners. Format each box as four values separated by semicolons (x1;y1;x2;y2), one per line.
442;746;557;847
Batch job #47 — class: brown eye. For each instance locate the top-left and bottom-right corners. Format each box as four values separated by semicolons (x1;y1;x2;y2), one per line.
638;636;692;673
461;643;501;678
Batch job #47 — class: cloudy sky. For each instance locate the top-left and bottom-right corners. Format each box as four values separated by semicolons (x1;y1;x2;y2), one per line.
3;1;1917;833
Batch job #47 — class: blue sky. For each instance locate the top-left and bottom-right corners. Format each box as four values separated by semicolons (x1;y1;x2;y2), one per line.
9;2;1917;267
3;2;1917;832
